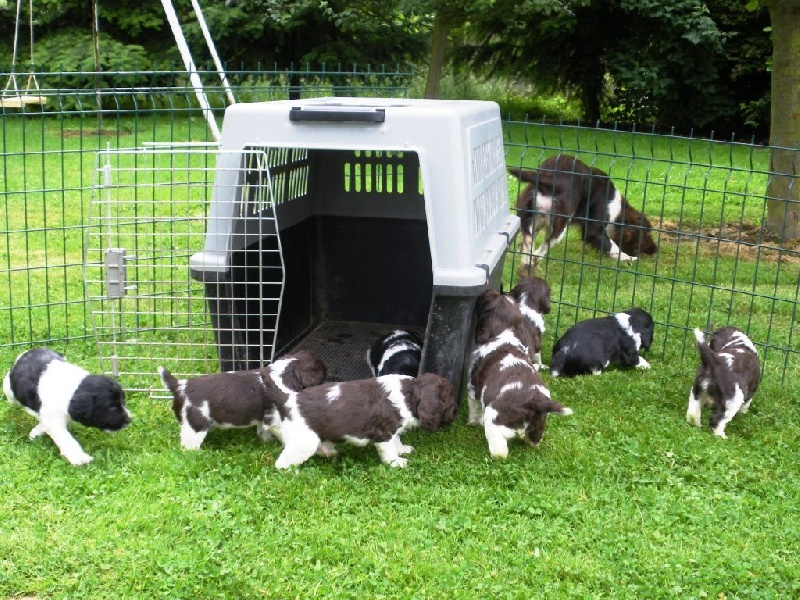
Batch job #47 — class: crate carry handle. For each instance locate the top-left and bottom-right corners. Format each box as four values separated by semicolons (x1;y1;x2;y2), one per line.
289;106;385;123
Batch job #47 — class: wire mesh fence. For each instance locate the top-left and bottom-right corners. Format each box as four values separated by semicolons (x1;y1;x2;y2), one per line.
504;120;799;384
0;66;412;362
1;72;798;388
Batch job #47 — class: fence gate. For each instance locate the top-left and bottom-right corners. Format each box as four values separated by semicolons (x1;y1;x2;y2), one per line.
83;147;283;395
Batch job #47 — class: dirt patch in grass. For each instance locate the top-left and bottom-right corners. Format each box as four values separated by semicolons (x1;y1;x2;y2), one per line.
657;219;800;264
62;127;132;138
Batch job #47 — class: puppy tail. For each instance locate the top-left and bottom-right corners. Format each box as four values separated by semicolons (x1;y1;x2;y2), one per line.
549;347;567;378
3;369;15;403
158;366;180;395
693;328;717;369
507;166;539;183
537;397;573;416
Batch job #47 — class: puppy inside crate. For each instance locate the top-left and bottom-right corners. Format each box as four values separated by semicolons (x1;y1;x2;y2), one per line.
367;329;423;377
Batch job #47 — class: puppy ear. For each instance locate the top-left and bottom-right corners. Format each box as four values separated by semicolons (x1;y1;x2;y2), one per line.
287;351;327;388
475;291;508;344
534;280;551;314
515;321;538;356
525;412;549;446
474;293;494;343
413;374;456;432
67;391;95;424
640;315;654;350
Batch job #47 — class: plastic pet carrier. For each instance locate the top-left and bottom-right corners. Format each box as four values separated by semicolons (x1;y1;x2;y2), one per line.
190;97;518;397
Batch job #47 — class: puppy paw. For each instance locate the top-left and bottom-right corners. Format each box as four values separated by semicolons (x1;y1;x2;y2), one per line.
712;429;728;440
67;452;94;466
274;458;296;470
29;424;46;439
387;457;408;468
636;357;651;369
685;413;701;428
397;443;414;455
316;442;338;457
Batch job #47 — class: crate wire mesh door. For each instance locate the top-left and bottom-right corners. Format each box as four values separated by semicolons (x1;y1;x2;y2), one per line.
83;147;283;395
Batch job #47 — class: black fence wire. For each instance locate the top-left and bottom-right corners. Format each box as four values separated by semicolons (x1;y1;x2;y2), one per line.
1;69;797;386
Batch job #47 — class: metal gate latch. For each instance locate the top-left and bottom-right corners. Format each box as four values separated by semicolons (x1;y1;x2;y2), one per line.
105;248;135;298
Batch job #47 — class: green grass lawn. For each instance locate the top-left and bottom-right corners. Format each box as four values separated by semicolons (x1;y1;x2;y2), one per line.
2;114;799;598
1;345;799;598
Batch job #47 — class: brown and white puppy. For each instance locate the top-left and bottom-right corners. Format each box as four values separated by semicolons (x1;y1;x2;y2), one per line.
508;276;551;369
158;350;326;450
3;347;131;466
272;372;456;469
686;327;760;439
468;289;572;459
509;155;657;271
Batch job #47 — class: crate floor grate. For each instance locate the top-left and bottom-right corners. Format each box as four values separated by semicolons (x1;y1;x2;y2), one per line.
289;321;426;382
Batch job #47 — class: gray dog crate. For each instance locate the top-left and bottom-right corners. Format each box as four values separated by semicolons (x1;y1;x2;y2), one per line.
189;97;518;395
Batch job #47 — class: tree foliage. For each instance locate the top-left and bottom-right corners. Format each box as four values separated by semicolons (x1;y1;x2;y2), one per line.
0;0;773;136
456;0;770;135
0;0;432;71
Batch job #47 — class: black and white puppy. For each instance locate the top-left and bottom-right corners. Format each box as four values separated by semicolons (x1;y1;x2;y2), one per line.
686;327;760;439
550;308;654;377
509;276;551;369
367;329;423;377
3;347;131;466
468;289;572;458
158;350;326;450
273;372;456;469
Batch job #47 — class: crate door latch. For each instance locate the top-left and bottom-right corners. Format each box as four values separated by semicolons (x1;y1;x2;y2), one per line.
104;248;136;298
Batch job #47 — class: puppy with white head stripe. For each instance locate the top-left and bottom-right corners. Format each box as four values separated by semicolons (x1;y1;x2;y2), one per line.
158;350;326;450
687;327;760;439
468;289;572;458
3;347;131;466
367;329;423;377
272;372;456;469
550;308;654;377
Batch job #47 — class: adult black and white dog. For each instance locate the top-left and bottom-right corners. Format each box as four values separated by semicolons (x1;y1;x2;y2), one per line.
468;288;572;458
550;308;654;377
508;276;551;369
686;327;760;439
367;329;423;377
3;348;131;466
509;155;657;271
272;372;456;469
158;350;327;450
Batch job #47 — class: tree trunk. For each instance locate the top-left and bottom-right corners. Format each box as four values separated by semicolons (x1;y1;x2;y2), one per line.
765;0;800;240
424;13;449;99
